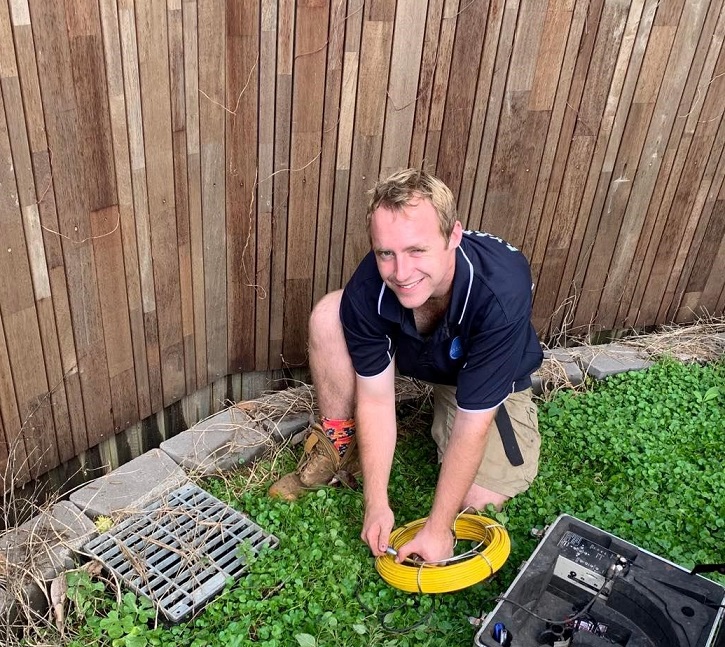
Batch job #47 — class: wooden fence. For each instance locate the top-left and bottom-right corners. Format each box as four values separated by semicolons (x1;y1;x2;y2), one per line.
1;0;724;486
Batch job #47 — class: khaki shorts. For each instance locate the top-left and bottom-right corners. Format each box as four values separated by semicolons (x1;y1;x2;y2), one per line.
429;385;540;498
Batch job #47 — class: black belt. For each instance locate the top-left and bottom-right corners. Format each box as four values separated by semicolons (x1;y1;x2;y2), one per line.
495;404;524;466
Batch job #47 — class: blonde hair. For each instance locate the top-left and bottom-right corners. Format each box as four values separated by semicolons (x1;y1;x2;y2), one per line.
366;168;458;242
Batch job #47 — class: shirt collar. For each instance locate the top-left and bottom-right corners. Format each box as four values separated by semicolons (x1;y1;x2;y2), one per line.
376;241;474;330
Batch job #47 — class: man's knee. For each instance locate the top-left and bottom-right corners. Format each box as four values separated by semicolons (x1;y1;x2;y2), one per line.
309;290;344;335
461;484;509;512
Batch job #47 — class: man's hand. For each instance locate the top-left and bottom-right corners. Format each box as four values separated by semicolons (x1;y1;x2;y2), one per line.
361;503;395;557
395;521;454;564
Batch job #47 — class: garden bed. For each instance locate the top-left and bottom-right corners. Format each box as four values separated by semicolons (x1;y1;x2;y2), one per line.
33;356;723;647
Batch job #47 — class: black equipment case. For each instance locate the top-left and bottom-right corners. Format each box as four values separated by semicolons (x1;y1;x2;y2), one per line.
475;514;725;647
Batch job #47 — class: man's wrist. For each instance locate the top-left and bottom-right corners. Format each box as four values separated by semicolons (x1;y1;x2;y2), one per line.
364;493;389;510
425;513;454;535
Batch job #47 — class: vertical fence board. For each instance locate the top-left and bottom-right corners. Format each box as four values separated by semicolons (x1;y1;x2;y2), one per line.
136;1;185;405
256;0;277;369
469;0;520;232
269;0;294;368
422;0;458;171
379;0;426;178
341;8;394;283
168;1;196;395
483;0;552;247
3;2;76;468
99;0;151;420
226;0;259;373
312;0;347;306
282;0;330;366
327;0;362;292
435;0;488;200
198;0;227;380
531;0;630;333
183;0;207;389
458;0;506;227
408;0;443;170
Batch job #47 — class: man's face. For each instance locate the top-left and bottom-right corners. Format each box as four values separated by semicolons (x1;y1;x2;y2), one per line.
370;199;462;310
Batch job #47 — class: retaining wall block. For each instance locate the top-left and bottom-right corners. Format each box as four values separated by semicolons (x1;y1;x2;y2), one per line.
161;407;295;475
574;343;654;380
0;501;96;622
69;449;188;519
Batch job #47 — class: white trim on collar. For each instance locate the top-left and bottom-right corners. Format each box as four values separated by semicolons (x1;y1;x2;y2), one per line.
377;282;386;315
457;247;474;325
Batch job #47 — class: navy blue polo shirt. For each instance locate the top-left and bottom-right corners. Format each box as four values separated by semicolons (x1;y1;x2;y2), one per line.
340;230;543;411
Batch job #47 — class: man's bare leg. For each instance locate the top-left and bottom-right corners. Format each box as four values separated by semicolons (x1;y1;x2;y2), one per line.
461;483;509;512
268;290;357;499
308;290;356;420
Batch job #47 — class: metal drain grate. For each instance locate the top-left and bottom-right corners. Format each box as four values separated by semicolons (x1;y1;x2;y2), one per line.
84;482;278;622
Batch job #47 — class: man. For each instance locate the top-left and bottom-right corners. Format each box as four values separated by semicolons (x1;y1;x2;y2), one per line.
270;169;543;564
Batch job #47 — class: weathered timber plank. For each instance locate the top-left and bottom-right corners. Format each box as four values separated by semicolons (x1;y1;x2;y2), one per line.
268;0;294;369
283;0;330;365
66;1;117;212
119;0;163;413
91;205;138;432
606;8;711;326
183;0;207;389
341;13;394;284
327;0;362;292
530;0;631;334
8;11;45;154
31;0;114;447
226;0;259;373
647;4;725;323
136;1;185;404
99;0;152;420
700;194;725;314
198;0;227;380
435;0;488;199
570;18;678;329
255;0;277;369
469;0;521;232
524;0;591;264
32;149;88;457
0;80;27;483
0;62;74;465
379;0;426;178
662;10;725;322
422;0;458;171
4;308;57;478
408;0;443;169
544;0;653;335
458;0;506;227
168;1;196;394
312;0;347;307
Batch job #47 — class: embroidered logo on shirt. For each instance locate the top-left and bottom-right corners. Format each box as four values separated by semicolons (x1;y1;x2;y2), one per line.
449;336;464;360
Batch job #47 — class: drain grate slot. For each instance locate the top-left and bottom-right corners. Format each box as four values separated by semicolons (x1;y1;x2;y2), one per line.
84;483;278;622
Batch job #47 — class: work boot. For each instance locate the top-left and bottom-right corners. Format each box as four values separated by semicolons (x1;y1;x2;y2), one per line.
268;424;360;500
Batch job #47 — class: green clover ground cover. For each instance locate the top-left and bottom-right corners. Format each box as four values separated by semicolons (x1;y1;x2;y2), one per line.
57;358;723;647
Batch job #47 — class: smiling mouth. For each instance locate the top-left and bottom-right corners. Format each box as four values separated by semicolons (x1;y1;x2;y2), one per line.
395;278;423;290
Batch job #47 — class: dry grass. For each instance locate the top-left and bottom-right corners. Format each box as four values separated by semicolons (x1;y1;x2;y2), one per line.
617;319;725;363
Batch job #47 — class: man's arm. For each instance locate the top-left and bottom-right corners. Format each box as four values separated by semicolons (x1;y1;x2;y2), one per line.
356;360;398;557
395;407;497;563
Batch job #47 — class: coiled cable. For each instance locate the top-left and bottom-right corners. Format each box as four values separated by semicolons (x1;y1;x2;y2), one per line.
375;514;511;593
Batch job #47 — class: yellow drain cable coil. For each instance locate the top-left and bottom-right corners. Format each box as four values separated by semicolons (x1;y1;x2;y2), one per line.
375;514;510;594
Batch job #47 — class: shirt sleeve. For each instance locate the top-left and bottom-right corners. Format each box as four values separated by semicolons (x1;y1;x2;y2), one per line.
340;286;396;378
